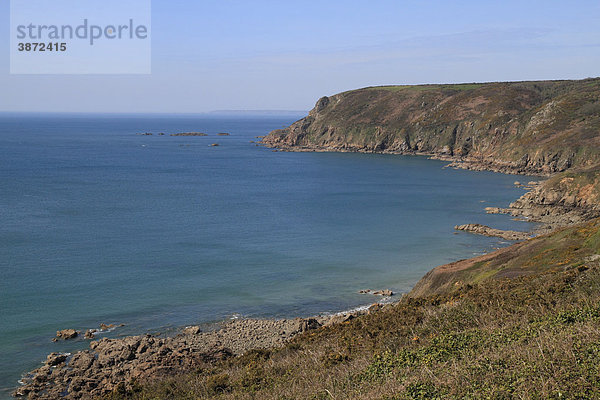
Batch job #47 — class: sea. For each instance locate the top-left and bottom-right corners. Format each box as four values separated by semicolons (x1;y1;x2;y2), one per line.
0;112;536;397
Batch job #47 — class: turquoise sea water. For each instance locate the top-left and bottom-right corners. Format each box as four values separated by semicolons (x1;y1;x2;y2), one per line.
0;113;535;397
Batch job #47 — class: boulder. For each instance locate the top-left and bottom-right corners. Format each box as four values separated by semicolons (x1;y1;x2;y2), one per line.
298;318;322;332
372;289;394;296
85;329;98;339
326;314;354;326
183;326;201;335
46;353;67;366
54;329;79;341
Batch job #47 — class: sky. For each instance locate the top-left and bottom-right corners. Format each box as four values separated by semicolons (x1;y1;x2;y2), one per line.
1;0;599;113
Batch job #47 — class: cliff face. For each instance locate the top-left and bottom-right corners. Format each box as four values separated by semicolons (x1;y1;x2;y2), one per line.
264;78;600;218
264;79;600;175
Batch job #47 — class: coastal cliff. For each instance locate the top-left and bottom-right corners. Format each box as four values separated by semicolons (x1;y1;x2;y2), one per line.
263;78;600;226
263;78;600;174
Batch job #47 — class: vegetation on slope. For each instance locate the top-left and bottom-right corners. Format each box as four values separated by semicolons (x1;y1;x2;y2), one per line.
264;78;600;175
108;219;600;399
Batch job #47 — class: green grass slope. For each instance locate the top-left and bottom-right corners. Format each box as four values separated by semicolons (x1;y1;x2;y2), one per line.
109;219;600;399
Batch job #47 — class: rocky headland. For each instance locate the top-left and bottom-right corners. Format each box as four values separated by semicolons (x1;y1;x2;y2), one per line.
262;78;600;234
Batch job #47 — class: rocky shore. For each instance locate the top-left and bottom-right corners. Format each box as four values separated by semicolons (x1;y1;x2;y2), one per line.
484;180;600;234
14;309;385;399
454;224;531;241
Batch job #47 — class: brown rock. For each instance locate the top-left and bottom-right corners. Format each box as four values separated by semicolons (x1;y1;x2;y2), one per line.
46;353;67;366
455;223;530;241
69;351;95;370
183;326;201;335
12;386;31;397
85;329;98;339
326;314;355;326
55;329;79;340
298;318;322;332
372;289;394;296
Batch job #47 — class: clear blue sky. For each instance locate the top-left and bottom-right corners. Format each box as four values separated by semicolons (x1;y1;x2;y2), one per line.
1;0;599;113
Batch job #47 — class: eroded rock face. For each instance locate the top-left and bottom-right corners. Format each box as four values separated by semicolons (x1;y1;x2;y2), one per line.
311;96;330;115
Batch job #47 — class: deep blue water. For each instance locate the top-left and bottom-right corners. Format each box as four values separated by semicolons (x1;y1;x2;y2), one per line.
0;113;535;397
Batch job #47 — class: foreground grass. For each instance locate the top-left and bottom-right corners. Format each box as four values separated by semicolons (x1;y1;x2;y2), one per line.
108;220;600;399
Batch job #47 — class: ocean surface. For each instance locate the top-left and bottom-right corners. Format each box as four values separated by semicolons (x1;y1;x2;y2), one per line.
0;113;536;397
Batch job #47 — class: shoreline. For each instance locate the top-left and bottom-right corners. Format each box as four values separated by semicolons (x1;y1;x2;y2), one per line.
13;302;394;399
260;143;555;177
264;142;600;230
12;149;588;399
